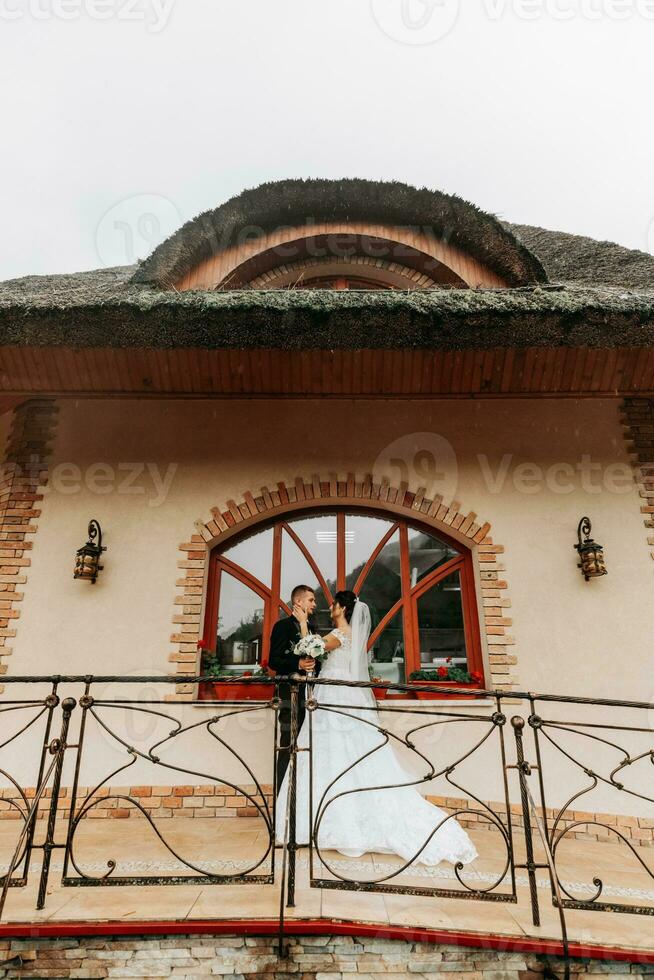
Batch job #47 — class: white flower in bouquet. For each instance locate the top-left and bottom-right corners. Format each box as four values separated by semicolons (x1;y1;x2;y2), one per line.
294;633;328;662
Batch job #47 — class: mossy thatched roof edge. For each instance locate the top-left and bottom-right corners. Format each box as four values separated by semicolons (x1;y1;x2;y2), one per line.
131;178;548;289
0;270;653;350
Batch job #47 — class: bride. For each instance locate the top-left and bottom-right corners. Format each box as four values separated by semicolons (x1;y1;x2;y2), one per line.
275;589;478;866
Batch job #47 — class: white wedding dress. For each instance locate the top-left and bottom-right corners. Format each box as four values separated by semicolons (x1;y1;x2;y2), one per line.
275;617;478;867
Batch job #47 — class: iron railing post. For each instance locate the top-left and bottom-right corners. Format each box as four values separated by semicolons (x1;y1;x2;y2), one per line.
286;675;300;909
277;674;301;958
36;696;76;910
511;715;541;927
61;682;93;881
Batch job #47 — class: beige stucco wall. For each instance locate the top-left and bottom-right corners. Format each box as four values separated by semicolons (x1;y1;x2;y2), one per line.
2;395;652;816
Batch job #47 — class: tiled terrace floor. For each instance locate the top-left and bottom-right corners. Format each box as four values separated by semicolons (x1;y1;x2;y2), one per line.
1;816;653;954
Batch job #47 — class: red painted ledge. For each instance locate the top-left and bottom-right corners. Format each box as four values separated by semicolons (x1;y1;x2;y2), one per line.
0;919;652;964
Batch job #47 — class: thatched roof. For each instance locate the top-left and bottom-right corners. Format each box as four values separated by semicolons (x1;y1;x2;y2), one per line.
0;272;652;350
132;178;548;289
506;222;654;291
0;179;652;351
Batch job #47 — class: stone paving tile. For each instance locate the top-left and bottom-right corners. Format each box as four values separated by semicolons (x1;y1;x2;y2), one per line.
0;815;652;952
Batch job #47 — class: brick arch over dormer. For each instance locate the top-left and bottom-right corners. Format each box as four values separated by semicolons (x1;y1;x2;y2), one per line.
169;475;517;700
175;223;505;291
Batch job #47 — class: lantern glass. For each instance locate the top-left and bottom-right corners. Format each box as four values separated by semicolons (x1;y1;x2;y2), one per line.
575;517;607;582
581;545;606;578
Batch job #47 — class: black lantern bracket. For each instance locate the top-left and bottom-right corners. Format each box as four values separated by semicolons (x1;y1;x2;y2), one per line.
73;519;106;585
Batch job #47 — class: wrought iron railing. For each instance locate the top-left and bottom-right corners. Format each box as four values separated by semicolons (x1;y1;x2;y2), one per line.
0;674;653;973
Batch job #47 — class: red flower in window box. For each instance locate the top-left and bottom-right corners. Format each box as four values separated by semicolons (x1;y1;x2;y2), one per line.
437;666;449;680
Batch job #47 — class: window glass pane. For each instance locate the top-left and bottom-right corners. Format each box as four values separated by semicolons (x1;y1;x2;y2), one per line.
357;529;401;625
286;514;337;593
222;527;273;589
369;608;405;685
416;570;467;668
216;572;265;670
407;526;459;587
280;532;332;632
345;515;396;591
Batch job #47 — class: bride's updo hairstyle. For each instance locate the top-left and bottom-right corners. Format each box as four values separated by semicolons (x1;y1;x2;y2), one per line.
333;590;357;623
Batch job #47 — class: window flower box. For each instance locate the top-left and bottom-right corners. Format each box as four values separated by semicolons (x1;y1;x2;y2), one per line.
409;667;483;700
209;679;274;701
198;644;274;701
413;683;478;700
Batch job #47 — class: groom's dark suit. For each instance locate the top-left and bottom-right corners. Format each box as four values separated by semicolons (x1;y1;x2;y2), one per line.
269;614;322;792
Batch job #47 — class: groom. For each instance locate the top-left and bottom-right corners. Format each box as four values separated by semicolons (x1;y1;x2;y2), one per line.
269;584;321;792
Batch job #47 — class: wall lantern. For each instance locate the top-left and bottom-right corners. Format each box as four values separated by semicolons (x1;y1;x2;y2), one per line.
74;519;106;584
574;517;607;582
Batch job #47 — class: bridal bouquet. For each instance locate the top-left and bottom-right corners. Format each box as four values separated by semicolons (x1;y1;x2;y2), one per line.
294;633;328;663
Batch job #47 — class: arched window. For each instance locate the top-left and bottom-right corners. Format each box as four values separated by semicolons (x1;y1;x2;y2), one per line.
202;511;483;691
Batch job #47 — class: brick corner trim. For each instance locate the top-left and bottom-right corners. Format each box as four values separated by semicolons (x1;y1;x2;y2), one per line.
170;475;517;700
621;397;654;568
0;399;59;692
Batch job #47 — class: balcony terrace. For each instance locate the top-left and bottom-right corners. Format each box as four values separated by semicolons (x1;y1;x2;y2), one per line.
0;676;653;972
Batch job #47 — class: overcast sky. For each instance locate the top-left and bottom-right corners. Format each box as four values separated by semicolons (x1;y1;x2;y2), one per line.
2;0;653;281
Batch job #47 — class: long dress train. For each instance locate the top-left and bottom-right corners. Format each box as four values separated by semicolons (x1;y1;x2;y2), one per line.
275;628;478;866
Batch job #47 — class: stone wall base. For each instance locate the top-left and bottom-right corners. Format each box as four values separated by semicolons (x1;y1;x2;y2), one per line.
0;933;649;979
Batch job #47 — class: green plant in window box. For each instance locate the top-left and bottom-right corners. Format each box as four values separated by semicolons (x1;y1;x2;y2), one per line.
197;642;234;705
197;641;230;678
198;641;273;701
409;665;482;699
205;657;233;679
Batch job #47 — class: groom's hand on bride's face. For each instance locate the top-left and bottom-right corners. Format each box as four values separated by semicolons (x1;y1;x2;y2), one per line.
292;603;308;624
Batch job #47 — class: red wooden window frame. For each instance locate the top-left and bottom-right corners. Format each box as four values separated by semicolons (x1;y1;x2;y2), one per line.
201;509;484;691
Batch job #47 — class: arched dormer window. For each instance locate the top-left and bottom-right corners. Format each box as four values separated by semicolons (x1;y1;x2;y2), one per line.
202;510;483;696
133;179;547;291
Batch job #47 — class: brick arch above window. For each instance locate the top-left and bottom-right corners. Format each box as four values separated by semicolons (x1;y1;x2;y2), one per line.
169;475;517;700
